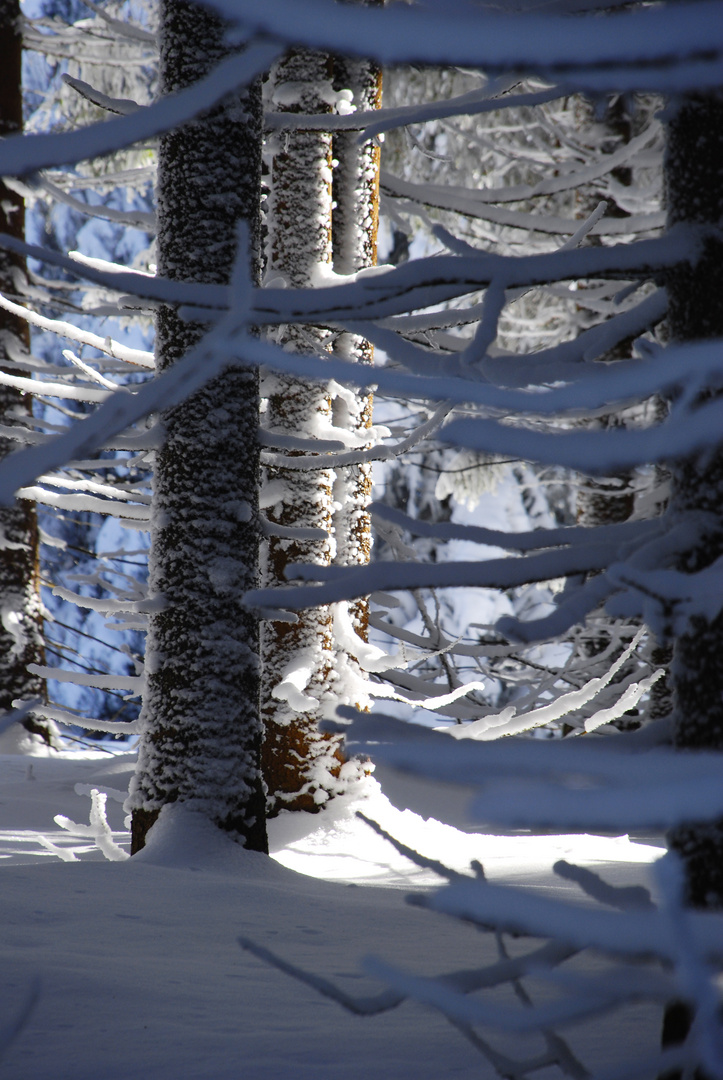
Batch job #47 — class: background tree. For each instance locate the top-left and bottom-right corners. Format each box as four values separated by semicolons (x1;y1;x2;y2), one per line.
260;42;381;813
8;0;157;745
0;0;53;747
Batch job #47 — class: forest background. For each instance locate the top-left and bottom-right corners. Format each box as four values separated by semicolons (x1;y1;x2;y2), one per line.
2;1;723;1078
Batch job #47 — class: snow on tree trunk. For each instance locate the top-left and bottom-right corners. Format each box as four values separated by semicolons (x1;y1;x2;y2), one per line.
665;90;723;907
329;49;381;705
128;0;266;853
260;49;352;815
0;0;53;747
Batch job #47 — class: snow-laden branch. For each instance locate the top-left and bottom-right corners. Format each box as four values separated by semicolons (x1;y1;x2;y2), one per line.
0;368;110;403
433;630;658;742
220;0;723;92
228;317;710;428
421;878;723;961
376;287;667;379
0;224;682;329
51;0;156;44
36;175;156;231
655;856;723;1080
382;124;661;212
55;788;129;861
19;485;151;521
62;73;143;116
467;770;723;832
363;952;669;1034
479;289;668;386
441;392;723;476
251;229;689;324
3;221;685;324
28;664;142;693
0;38;280;176
0;233;222;309
498;574;615;645
335;709;723;790
0;300;254;504
370;502;662;554
261;404;452;470
33;703;141;735
265;85;564;137
244;537;644;611
0;290;154;368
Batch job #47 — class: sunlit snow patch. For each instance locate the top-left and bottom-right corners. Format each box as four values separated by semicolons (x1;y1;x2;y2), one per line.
268;776;661;889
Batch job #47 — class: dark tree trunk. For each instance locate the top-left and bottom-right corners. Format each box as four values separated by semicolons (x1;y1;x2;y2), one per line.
661;89;723;1079
0;0;52;746
129;0;266;853
666;91;723;903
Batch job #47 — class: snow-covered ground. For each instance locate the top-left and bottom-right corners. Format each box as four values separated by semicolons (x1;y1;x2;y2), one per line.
0;746;664;1079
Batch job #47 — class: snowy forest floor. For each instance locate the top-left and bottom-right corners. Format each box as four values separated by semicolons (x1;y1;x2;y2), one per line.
0;746;666;1079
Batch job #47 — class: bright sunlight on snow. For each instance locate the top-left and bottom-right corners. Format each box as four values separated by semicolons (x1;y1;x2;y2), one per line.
0;746;664;1079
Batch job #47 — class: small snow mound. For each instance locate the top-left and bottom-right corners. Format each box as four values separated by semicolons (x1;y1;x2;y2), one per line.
0;725;54;757
131;804;269;874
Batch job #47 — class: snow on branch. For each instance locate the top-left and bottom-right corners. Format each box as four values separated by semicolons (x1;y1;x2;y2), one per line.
69;0;156;44
244;536;649;611
370;502;662;554
55;788;129;861
441;393;723;477
221;0;723;92
34;703;141;735
335;709;723;792
0;290;154;368
27;664;142;694
266;84;564;137
36;176;156;231
363;950;670;1034
252;229;689;324
419;877;722;961
0;224;683;337
433;632;662;742
62;73;142;116
0;39;280;176
0;307;254;505
382;124;660;211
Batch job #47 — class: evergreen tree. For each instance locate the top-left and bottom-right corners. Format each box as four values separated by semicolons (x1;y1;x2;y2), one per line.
128;0;267;852
0;0;53;746
666;90;723;906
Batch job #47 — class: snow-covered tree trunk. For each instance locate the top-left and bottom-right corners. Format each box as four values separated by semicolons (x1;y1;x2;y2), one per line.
666;90;723;906
260;50;348;815
329;50;381;703
0;0;52;746
128;0;266;852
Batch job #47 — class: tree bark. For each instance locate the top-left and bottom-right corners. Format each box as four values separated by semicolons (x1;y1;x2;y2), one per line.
129;0;266;852
665;90;723;905
661;89;723;1080
0;0;52;746
260;49;344;815
330;51;381;659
